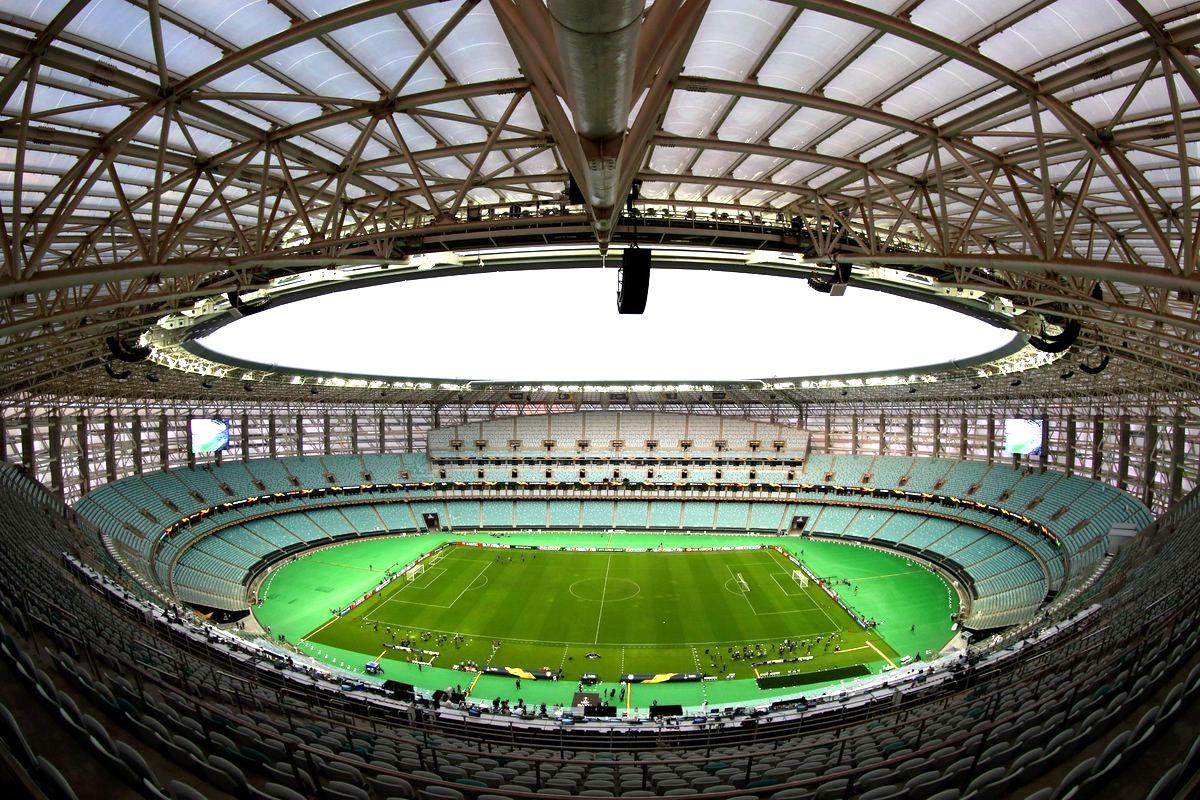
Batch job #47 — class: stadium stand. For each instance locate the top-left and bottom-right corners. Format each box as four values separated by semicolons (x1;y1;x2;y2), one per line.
5;1;1199;795
74;410;1149;644
1;453;1197;800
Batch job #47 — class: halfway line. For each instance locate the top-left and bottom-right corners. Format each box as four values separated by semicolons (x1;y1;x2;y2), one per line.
593;551;615;644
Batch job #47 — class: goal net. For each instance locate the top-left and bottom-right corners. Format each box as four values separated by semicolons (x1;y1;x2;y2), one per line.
791;569;809;589
406;563;425;582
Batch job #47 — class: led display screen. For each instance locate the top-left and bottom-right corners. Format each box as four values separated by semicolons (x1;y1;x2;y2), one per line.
190;416;231;454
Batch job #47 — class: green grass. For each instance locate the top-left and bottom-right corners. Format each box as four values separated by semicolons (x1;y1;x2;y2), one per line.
255;532;957;710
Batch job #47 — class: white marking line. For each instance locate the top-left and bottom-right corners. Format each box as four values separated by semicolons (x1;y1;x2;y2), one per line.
366;597;450;612
723;558;843;626
359;566;449;618
807;588;842;630
374;560;492;612
592;550;615;644
301;613;343;642
725;564;757;616
401;566;448;590
726;563;819;616
724;564;811;616
359;565;452;622
448;560;493;608
764;550;848;631
840;569;924;582
770;572;807;597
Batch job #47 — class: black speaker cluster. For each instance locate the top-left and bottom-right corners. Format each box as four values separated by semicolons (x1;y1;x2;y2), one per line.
103;334;149;380
226;291;272;317
1029;317;1080;353
103;361;132;380
1030;283;1101;353
1079;350;1110;374
618;247;650;314
105;335;152;363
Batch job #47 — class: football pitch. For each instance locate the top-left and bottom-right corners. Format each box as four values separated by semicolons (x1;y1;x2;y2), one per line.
255;532;958;708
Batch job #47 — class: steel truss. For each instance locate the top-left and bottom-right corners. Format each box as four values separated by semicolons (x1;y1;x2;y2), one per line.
0;0;1197;401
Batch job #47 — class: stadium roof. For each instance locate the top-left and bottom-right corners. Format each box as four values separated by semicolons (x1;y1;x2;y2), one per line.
1;0;1198;405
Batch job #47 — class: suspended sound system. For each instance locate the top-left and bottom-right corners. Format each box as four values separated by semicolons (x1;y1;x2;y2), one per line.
806;262;851;296
806;274;833;293
1079;350;1110;375
105;335;152;363
1030;283;1100;353
226;291;272;317
103;360;131;380
829;261;852;297
1029;317;1080;353
618;247;650;314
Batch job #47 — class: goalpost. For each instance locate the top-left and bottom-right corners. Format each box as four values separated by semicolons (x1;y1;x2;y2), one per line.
406;563;425;582
791;569;809;589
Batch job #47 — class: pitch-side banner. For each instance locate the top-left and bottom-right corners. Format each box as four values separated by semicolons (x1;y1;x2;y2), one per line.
620;672;703;684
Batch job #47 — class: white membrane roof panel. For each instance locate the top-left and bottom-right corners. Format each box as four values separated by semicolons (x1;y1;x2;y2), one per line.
684;0;796;81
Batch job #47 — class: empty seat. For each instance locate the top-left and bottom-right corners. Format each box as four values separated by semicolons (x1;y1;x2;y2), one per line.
859;787;905;800
420;786;466;800
36;757;80;800
323;781;370;800
263;784;308;800
371;774;415;798
167;781;208;800
0;702;36;769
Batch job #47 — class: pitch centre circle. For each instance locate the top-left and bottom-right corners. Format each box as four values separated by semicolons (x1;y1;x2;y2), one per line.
568;577;640;602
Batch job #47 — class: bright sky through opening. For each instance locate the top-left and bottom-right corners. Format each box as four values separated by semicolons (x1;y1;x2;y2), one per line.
198;268;1016;381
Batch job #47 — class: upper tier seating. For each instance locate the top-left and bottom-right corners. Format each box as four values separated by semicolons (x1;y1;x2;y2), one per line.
428;411;810;459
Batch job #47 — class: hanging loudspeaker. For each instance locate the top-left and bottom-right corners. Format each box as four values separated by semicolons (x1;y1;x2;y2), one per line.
618;247;650;314
105;335;152;362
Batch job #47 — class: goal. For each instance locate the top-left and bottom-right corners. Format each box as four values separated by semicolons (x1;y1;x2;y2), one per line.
406;563;425;582
791;569;809;589
736;573;750;592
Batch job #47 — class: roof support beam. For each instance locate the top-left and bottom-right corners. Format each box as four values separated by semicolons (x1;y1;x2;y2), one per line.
491;0;597;226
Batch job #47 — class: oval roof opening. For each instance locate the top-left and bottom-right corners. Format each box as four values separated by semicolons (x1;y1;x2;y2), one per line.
195;268;1018;382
